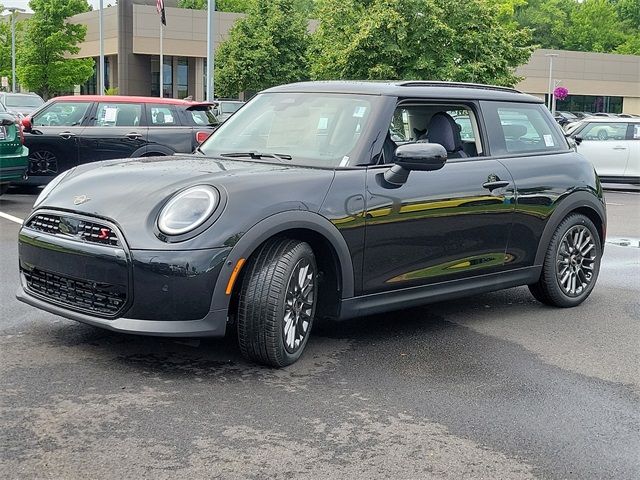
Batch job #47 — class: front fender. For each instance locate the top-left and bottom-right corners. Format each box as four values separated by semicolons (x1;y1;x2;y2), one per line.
209;210;355;315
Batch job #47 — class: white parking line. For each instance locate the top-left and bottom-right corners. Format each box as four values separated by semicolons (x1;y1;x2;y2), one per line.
606;202;624;206
0;211;24;225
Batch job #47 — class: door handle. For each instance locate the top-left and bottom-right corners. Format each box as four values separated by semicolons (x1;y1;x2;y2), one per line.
58;132;76;140
613;146;627;150
482;180;510;191
125;132;142;140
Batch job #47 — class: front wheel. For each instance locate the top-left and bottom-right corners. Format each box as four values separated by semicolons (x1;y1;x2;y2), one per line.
529;214;602;307
237;238;317;367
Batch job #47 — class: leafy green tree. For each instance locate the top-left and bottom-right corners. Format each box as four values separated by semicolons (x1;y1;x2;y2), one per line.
615;0;640;29
309;0;534;87
214;0;309;97
563;0;627;53
17;0;94;99
178;0;316;16
513;0;575;49
178;0;253;12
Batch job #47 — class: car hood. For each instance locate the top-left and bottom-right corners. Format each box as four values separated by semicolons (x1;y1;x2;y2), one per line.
38;155;337;249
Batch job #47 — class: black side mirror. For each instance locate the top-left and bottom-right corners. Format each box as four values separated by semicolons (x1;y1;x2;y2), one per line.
383;142;447;186
574;136;583;145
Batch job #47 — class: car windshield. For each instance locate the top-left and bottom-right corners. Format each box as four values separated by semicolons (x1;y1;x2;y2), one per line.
5;95;44;108
200;93;378;167
220;102;243;114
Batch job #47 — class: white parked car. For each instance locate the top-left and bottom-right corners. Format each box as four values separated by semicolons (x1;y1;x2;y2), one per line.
570;118;640;185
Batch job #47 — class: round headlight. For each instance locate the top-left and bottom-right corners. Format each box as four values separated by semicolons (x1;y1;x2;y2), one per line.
157;185;219;236
33;169;74;208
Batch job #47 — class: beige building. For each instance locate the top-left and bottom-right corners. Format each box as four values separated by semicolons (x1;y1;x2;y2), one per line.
516;49;640;114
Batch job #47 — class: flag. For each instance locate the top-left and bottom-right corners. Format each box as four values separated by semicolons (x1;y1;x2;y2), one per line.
157;0;166;25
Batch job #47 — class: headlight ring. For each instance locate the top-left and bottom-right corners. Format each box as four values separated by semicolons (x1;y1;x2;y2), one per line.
157;185;220;236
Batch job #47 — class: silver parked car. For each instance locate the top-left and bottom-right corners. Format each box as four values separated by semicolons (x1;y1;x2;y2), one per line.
570;117;640;185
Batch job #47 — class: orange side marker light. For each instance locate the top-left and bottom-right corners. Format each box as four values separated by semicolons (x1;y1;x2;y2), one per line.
225;258;246;295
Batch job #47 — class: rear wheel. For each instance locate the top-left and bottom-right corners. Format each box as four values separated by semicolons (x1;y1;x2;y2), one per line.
29;150;58;176
0;184;9;196
237;238;317;367
529;214;601;307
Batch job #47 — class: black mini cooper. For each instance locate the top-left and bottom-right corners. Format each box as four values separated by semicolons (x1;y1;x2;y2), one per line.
17;81;606;367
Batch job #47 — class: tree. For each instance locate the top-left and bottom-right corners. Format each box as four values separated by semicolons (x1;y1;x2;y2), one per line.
615;0;640;29
214;0;309;97
17;0;95;99
563;0;627;53
309;0;534;87
178;0;253;12
513;0;575;50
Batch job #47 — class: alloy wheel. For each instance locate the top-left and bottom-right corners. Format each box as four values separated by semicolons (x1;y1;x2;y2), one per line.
556;225;597;297
283;258;315;353
29;151;58;175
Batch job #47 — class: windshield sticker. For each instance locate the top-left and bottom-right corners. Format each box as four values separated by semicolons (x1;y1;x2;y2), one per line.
543;134;555;147
353;106;367;118
339;156;350;167
317;117;329;130
634;125;640;139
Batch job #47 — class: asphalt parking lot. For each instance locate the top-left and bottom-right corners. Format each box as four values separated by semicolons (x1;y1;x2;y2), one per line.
1;186;639;480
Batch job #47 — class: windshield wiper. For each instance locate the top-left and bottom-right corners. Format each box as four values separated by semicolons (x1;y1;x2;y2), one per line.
221;151;292;162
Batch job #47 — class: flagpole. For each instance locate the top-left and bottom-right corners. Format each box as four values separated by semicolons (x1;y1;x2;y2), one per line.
98;0;104;95
206;0;215;101
159;22;164;98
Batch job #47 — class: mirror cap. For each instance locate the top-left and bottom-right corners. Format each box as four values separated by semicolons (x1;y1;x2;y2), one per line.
394;142;447;171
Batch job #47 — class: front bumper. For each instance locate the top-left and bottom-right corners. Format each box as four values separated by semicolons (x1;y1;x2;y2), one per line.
17;210;231;337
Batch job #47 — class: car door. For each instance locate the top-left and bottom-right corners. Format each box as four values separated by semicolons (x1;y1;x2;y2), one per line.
362;102;515;294
575;122;630;178
480;100;579;271
146;104;192;154
624;122;640;180
25;100;92;178
78;102;147;162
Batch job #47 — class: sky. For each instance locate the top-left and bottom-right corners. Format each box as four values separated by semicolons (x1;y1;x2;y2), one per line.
2;0;104;13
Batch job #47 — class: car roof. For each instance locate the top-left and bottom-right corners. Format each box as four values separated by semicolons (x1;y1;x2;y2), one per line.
51;95;213;107
581;117;639;123
264;81;544;103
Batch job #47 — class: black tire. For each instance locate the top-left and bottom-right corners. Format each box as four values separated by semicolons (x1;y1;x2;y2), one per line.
529;213;602;307
237;238;318;367
0;184;9;196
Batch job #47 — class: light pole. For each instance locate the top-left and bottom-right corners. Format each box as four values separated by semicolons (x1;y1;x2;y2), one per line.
206;0;216;102
545;53;558;111
98;0;105;95
6;7;25;93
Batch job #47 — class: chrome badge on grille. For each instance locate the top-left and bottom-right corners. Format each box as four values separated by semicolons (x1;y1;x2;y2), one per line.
73;195;91;205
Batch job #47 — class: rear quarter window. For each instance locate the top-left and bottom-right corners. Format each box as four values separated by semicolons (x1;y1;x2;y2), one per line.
481;101;569;156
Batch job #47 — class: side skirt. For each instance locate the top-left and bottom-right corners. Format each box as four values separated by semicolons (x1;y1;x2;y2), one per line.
338;266;542;320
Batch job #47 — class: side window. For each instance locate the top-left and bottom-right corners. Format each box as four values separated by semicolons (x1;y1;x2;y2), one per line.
32;102;91;127
189;108;218;126
383;103;483;163
94;103;141;127
632;124;640;140
482;101;568;155
148;105;178;126
579;122;628;141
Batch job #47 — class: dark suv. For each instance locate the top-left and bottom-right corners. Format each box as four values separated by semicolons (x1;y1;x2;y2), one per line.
17;81;605;367
20;95;217;185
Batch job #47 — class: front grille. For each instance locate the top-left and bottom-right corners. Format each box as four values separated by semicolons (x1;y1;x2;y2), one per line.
27;214;120;247
23;267;127;316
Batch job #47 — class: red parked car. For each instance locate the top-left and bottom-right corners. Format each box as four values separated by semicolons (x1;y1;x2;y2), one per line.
20;95;219;185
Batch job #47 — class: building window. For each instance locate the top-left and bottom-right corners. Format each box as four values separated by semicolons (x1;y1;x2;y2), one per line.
177;57;188;99
151;56;173;98
547;94;624;114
